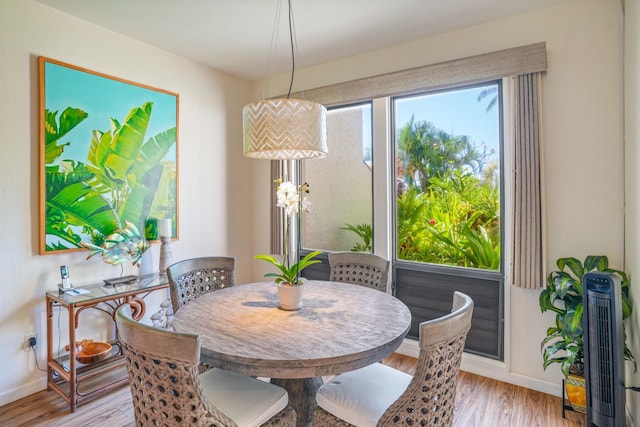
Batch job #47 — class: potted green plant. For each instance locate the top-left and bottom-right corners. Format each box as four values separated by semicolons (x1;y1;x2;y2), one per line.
539;255;636;412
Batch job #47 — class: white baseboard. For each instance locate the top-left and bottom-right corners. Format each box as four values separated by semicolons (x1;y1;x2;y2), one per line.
0;378;46;407
396;338;561;397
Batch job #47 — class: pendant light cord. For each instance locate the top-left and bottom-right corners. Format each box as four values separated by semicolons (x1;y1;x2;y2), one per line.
286;0;295;98
287;0;299;280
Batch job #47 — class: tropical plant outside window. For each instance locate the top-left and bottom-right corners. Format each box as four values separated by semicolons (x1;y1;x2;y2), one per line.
303;103;373;252
394;83;501;270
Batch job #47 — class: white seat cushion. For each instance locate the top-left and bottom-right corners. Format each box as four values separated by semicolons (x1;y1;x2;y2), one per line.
200;368;288;427
316;362;412;427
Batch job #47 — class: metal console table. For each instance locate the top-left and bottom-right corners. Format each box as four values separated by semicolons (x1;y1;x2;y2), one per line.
46;273;168;412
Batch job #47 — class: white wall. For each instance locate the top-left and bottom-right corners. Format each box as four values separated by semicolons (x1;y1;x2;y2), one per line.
624;0;640;424
0;0;254;405
250;0;627;398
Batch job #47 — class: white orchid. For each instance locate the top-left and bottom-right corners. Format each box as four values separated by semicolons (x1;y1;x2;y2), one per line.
276;180;312;217
301;196;312;213
256;179;321;286
276;181;298;217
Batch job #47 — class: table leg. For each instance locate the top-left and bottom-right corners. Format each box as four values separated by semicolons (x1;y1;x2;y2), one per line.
271;377;323;427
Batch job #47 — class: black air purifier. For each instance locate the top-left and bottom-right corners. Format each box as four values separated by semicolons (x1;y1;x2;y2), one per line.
582;272;625;427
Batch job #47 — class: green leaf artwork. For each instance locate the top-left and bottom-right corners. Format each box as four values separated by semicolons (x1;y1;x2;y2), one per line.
39;57;178;258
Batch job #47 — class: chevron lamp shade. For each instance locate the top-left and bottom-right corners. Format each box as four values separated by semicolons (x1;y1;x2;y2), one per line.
243;98;328;159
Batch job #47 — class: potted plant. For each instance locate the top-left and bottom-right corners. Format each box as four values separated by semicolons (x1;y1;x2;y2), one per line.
255;179;322;310
255;251;323;286
539;255;636;413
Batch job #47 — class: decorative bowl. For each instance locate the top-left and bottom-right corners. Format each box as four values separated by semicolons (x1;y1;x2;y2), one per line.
74;339;112;364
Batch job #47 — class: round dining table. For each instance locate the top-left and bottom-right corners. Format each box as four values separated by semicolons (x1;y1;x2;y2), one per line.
173;280;412;427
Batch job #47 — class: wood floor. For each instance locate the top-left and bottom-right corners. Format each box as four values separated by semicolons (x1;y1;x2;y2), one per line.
0;353;586;427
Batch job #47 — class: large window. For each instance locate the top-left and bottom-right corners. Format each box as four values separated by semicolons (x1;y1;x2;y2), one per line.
394;82;502;270
302;82;505;359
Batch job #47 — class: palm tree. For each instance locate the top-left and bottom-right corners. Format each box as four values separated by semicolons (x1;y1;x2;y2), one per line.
477;86;498;112
396;116;489;192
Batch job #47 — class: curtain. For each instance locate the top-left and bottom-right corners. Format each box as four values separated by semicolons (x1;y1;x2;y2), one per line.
511;72;545;289
270;160;284;255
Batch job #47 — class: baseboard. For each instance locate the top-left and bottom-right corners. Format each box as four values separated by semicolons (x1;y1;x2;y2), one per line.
396;338;561;397
0;378;46;407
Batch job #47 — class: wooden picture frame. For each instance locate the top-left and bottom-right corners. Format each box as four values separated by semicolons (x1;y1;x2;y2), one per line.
38;57;179;254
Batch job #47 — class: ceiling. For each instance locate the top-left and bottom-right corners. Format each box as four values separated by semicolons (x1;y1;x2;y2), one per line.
34;0;567;81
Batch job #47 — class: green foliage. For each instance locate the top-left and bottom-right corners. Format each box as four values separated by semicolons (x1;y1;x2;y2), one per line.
332;114;500;268
397;116;491;190
341;223;372;252
44;108;118;248
255;251;323;285
393;117;499;269
396;169;499;269
44;102;176;251
539;256;636;377
44;107;88;164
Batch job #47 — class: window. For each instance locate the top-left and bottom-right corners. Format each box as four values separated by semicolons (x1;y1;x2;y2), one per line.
296;43;546;360
394;82;502;270
303;103;373;253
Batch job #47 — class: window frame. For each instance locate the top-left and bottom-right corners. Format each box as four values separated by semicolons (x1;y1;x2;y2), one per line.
390;80;504;273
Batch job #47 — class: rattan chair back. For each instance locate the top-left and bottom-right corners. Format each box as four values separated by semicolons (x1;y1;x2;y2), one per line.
378;291;474;426
116;303;237;426
313;291;473;427
167;256;235;313
116;304;296;427
328;252;390;292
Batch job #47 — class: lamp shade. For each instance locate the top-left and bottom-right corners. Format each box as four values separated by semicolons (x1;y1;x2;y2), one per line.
243;98;328;160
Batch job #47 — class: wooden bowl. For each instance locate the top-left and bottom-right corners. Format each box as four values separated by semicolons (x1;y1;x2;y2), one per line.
75;340;112;364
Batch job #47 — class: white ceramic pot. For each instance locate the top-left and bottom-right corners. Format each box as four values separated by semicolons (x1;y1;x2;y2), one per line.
277;283;304;310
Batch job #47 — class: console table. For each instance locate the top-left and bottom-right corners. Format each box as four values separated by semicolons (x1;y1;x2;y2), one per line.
46;273;168;412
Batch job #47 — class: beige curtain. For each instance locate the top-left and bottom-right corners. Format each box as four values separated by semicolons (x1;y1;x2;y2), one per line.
511;72;545;289
270;160;284;255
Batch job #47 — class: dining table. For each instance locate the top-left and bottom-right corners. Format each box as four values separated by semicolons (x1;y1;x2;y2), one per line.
172;280;412;427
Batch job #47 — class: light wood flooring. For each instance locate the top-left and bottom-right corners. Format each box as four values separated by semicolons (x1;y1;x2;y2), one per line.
0;353;586;427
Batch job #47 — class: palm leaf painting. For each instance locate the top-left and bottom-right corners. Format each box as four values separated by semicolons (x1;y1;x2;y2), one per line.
39;57;178;254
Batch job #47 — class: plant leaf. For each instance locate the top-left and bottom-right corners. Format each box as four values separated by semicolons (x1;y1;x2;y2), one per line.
48;182;119;235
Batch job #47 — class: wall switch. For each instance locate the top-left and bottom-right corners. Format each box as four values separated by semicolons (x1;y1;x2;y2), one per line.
24;333;37;352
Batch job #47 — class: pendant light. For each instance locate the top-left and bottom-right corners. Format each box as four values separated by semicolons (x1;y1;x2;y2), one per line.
242;0;328;160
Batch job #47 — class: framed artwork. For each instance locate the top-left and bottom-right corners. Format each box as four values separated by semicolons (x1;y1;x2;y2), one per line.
38;57;179;255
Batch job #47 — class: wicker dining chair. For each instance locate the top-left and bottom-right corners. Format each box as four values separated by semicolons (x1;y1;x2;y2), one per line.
167;256;235;313
314;291;474;427
115;304;296;427
328;252;390;292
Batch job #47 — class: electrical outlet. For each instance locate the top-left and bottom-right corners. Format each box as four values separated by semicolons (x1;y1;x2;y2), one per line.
24;333;37;352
